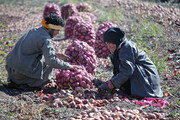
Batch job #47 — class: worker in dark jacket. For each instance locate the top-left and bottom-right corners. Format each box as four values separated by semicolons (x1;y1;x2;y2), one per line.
5;14;80;90
93;27;163;98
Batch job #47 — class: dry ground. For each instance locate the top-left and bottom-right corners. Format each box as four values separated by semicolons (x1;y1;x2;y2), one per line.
0;0;179;119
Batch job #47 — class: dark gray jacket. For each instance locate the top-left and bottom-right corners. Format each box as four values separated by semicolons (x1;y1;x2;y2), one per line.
110;39;163;98
6;26;71;80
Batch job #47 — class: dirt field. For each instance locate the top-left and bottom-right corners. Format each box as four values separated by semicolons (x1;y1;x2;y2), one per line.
0;0;179;119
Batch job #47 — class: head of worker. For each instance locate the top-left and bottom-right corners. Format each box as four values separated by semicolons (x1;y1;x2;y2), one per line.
42;13;65;38
103;27;125;52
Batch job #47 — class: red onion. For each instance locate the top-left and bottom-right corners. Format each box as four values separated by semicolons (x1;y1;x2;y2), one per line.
76;3;92;12
65;39;97;74
61;3;78;20
73;21;96;47
73;12;96;24
95;22;117;58
65;15;83;39
55;65;93;90
43;3;61;18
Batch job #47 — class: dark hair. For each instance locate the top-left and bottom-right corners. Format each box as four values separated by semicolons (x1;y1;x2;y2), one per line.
45;13;65;27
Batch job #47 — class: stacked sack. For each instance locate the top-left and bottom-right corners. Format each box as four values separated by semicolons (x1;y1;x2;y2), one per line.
55;40;97;90
73;21;96;47
64;15;83;39
64;12;95;39
76;2;92;12
95;22;117;58
61;3;78;20
43;3;61;18
55;66;93;90
65;39;97;74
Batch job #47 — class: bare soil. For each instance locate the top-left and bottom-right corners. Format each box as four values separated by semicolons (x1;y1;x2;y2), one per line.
0;0;179;119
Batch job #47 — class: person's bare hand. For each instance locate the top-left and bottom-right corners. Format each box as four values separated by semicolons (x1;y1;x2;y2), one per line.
69;65;83;71
57;53;70;62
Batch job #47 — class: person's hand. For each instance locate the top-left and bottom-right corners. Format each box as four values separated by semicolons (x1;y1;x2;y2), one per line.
98;82;109;94
57;53;71;62
69;65;82;71
98;80;115;95
92;79;104;88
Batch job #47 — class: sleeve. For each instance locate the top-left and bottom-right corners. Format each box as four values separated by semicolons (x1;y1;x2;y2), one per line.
110;46;136;88
42;39;71;70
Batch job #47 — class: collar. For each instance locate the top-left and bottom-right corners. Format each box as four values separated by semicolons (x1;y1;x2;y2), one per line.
117;38;127;50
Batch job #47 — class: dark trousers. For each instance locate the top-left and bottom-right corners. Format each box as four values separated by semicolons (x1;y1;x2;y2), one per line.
5;65;52;88
120;79;131;95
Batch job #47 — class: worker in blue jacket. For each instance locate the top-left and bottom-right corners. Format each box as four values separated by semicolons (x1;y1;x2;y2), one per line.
5;14;80;90
93;27;163;98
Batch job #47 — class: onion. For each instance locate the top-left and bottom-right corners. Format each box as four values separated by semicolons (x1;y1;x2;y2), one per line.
95;22;117;58
76;3;92;12
55;65;94;90
61;3;78;20
64;15;83;39
43;3;61;18
72;21;96;47
65;40;97;74
73;12;96;24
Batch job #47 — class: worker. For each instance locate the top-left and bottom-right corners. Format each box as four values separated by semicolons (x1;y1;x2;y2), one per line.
93;27;163;99
5;14;80;91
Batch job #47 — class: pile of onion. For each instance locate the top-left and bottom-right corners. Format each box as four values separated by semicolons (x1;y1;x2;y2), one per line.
64;15;83;39
97;21;117;31
55;66;93;90
64;12;96;39
76;3;92;12
61;3;78;20
65;39;97;74
73;21;96;47
94;22;117;58
73;12;96;24
43;3;61;18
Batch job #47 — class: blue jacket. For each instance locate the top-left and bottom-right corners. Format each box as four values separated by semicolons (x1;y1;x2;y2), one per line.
110;39;163;98
6;26;71;80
